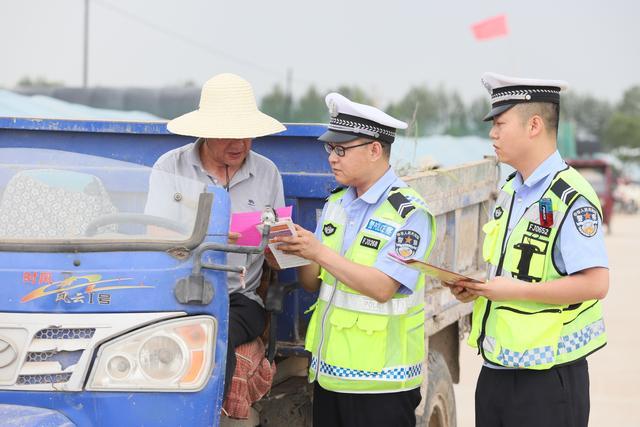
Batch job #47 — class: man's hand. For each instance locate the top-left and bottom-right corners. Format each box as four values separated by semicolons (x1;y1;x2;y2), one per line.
455;276;524;302
443;281;478;303
271;224;323;262
228;231;241;244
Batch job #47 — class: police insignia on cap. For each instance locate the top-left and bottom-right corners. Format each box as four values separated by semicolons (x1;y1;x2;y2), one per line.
572;206;599;237
395;230;421;258
494;206;504;219
328;100;339;118
323;223;337;236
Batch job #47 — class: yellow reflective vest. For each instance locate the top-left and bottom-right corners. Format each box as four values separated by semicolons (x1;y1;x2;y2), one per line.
469;167;607;369
306;186;436;392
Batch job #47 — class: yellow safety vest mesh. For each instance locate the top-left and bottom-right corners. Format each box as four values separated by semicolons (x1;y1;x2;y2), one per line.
306;186;436;392
469;167;607;369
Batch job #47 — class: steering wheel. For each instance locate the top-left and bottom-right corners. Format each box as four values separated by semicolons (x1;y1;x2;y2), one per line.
84;213;191;236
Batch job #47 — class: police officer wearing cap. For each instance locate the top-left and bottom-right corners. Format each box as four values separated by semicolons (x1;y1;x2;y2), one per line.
272;93;436;426
448;73;609;427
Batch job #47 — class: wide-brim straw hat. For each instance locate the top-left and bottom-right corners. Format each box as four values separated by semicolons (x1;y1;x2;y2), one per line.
167;73;286;139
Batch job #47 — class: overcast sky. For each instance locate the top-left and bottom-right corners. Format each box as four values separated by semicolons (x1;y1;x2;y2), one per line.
2;0;639;106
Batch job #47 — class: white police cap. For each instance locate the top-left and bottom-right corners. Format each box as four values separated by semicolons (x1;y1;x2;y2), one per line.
319;93;408;144
481;72;568;121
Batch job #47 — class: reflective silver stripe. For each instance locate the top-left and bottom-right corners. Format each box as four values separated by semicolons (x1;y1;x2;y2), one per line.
318;283;423;315
557;319;605;355
311;356;422;382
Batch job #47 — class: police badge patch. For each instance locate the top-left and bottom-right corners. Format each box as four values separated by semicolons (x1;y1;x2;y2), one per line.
323;223;337;236
395;230;421;258
494;206;504;219
572;206;599;237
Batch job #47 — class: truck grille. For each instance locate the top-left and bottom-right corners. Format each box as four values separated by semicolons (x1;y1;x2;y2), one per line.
16;373;73;385
0;312;184;391
34;328;96;340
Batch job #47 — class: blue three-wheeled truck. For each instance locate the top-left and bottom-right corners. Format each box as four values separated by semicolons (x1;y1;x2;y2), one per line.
0;118;498;427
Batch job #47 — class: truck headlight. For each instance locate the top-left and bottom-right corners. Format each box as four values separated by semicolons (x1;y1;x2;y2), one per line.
87;316;216;391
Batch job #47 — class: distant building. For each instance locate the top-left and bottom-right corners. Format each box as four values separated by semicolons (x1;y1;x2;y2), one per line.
14;87;201;120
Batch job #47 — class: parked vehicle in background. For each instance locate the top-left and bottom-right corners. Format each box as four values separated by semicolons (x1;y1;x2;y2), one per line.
565;158;615;231
614;177;640;214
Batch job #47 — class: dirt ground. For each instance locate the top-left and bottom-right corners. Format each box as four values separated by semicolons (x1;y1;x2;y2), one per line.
453;213;639;427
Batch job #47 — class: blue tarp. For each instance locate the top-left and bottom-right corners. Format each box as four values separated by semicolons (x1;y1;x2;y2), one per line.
0;89;160;121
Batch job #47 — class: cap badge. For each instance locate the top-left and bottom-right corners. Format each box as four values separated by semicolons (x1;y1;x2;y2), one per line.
328;101;339;118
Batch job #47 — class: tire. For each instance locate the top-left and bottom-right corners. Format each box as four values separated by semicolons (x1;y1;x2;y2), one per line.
417;351;457;427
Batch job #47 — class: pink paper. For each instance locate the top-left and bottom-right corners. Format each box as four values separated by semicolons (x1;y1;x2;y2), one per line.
230;206;293;246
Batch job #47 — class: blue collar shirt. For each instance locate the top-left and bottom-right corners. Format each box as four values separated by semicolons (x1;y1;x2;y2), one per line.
506;151;608;275
315;167;434;294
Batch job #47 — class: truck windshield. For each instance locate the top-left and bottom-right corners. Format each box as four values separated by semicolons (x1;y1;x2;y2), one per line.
0;148;207;243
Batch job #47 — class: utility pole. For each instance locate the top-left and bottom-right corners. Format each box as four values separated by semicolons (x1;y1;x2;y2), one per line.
83;0;89;87
285;68;293;121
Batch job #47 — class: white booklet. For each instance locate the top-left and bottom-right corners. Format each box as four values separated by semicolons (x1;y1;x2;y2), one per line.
258;218;310;269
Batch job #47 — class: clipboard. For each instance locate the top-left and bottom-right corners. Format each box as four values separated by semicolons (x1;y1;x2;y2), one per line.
387;253;482;284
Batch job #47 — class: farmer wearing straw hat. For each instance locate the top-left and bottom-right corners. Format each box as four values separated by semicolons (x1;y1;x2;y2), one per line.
145;73;286;399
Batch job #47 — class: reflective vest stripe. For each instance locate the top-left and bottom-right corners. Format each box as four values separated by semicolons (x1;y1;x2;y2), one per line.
310;356;422;382
485;318;606;368
318;282;423;316
557;319;606;355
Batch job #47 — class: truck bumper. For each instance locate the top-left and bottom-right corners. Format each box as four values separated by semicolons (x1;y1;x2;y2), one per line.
0;404;75;427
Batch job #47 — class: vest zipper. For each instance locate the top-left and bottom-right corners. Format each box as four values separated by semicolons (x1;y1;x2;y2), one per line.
495;306;562;315
477;194;515;359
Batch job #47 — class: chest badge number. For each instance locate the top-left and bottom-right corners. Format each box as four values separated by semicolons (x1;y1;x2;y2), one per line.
323;223;337;236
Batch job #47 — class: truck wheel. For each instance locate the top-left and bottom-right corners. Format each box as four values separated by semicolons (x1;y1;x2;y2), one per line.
417;351;457;427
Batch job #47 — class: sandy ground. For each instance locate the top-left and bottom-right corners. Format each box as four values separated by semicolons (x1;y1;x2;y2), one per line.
453;213;640;427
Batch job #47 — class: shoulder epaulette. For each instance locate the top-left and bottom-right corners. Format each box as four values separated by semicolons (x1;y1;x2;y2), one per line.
550;178;579;205
506;171;517;182
387;191;416;219
326;185;346;201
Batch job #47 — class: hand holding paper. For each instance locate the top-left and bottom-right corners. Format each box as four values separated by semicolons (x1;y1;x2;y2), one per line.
387;253;482;285
260;219;310;269
230;206;292;246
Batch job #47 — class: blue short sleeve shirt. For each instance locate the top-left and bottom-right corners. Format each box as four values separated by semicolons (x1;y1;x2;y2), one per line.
315;168;434;294
506;151;608;274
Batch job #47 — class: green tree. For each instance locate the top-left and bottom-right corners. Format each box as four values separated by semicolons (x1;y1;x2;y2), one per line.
560;93;612;139
467;96;492;137
602;112;640;149
17;76;63;88
441;90;469;136
260;85;292;122
333;85;373;105
618;85;640;116
292;86;326;123
387;86;439;137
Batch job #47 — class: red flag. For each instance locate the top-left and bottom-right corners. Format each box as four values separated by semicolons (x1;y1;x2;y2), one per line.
471;15;508;40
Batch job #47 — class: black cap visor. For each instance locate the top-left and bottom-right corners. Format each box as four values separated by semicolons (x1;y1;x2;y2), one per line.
482;103;515;122
318;129;360;144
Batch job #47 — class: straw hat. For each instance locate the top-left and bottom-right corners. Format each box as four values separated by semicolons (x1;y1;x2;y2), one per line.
167;73;286;138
